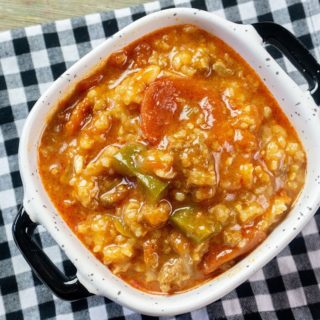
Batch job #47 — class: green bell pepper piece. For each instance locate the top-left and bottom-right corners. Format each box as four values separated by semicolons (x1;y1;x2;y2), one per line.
113;144;168;201
170;207;219;243
112;216;133;238
113;144;144;176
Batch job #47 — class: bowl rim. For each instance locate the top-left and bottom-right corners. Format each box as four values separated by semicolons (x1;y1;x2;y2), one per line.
18;7;320;316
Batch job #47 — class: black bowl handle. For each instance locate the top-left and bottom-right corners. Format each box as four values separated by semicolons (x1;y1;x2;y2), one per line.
252;22;320;105
12;206;92;301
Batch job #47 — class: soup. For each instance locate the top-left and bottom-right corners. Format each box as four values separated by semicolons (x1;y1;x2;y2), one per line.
39;25;306;294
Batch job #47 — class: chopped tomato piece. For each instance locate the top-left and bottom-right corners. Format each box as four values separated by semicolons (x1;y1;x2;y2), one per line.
201;229;266;274
76;74;104;92
141;77;222;144
65;98;92;134
108;50;128;68
141;78;178;145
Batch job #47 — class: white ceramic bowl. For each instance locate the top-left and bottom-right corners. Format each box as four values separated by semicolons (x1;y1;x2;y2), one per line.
18;8;320;316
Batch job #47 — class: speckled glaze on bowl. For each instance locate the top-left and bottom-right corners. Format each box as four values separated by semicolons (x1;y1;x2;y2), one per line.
18;8;320;316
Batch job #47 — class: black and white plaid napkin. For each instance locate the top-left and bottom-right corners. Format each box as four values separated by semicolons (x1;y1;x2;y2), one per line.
1;0;320;319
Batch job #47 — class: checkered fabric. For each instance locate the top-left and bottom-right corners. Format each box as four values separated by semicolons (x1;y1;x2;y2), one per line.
1;0;320;319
